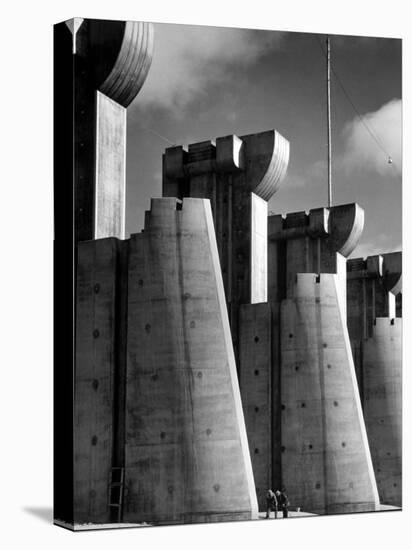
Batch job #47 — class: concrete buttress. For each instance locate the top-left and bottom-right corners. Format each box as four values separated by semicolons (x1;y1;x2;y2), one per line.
268;204;380;514
347;252;402;505
163;131;289;356
55;18;153;525
123;198;258;524
162;131;289;511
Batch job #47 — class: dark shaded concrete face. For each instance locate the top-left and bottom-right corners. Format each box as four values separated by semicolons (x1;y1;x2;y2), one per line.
346;252;402;507
75;19;154;107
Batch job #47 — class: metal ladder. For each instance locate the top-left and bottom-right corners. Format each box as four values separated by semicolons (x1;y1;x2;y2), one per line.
108;467;124;522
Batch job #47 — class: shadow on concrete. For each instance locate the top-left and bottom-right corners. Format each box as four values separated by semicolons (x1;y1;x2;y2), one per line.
23;506;53;524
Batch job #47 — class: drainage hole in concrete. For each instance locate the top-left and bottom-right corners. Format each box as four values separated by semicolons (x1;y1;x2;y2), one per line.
254;370;259;376
254;336;260;343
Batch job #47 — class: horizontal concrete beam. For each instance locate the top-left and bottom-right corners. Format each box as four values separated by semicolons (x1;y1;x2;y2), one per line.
164;129;289;202
269;203;364;258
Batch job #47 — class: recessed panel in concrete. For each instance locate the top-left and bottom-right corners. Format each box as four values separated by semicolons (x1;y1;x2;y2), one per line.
239;303;272;510
74;238;123;524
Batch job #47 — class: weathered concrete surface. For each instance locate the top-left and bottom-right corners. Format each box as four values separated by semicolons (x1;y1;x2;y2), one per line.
363;318;402;506
54;18;153;527
163;131;289;321
94;92;126;240
238;303;272;510
162;131;289;507
280;274;379;514
74;238;127;524
69;18;153;242
347;252;402;506
124;197;258;525
267;203;380;514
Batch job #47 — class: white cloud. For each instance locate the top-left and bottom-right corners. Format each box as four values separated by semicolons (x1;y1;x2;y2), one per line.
341;98;402;177
134;23;282;111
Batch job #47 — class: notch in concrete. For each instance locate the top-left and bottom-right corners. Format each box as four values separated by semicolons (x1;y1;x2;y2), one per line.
366;255;383;277
216;135;244;172
150;197;183;214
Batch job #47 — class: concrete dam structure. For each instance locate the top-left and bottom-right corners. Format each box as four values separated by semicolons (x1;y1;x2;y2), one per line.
54;17;154;526
163;135;382;515
75;198;258;524
347;253;402;506
54;17;401;528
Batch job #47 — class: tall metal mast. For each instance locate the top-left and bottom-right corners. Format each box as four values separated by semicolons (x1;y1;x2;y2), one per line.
327;35;332;207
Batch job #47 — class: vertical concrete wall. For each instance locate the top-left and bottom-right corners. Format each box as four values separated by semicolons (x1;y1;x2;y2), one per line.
163;131;289;317
280;274;379;514
347;252;402;506
238;303;272;510
70;19;153;243
124;197;258;525
55;19;153;526
267;204;381;514
74;238;126;524
363;318;402;506
94;91;126;240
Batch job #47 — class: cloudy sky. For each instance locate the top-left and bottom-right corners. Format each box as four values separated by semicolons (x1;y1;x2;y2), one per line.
125;23;401;258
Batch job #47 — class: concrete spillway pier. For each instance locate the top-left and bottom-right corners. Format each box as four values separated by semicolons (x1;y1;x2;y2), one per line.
267;204;379;514
163;131;289;356
347;253;402;506
124;198;258;524
162;130;290;511
74;198;258;525
54;18;153;526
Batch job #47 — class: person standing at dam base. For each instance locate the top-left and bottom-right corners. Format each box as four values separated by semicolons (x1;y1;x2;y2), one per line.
276;489;290;518
265;489;278;519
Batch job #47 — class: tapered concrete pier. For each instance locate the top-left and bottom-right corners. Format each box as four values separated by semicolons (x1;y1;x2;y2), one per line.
347;252;402;506
54;18;153;526
268;204;380;514
123;198;258;524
